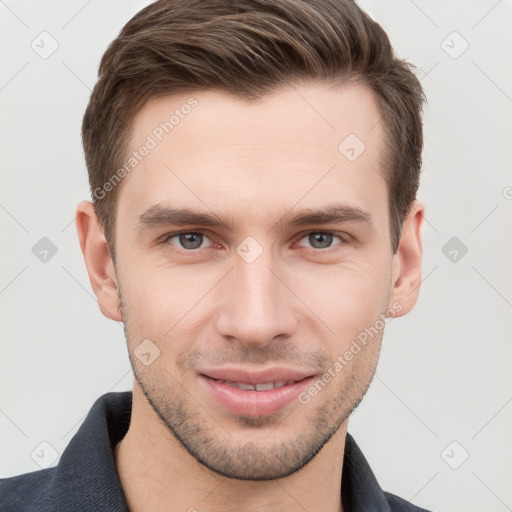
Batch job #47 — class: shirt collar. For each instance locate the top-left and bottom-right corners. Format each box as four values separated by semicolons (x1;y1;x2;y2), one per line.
52;391;392;512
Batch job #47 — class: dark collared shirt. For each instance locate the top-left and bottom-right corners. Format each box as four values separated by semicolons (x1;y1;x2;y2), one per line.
0;391;432;511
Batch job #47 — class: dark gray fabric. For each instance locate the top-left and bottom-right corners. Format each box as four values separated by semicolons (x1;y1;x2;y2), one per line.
0;391;432;511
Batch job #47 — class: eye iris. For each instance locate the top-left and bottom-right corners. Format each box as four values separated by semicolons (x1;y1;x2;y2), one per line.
180;233;203;249
309;232;332;249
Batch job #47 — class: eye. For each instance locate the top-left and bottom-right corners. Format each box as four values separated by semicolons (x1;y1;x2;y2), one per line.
296;231;347;249
164;231;214;250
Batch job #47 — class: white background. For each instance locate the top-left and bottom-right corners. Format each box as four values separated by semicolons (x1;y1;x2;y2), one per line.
1;1;511;511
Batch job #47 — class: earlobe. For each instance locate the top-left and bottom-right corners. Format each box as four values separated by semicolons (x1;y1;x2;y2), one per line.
387;200;425;317
75;200;122;321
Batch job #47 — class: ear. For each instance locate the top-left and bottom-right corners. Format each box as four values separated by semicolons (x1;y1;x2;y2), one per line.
75;200;122;321
387;200;425;317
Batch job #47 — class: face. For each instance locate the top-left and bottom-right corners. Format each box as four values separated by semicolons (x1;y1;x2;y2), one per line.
106;82;408;480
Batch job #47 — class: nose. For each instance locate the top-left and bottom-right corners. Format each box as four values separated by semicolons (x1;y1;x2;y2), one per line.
215;252;298;349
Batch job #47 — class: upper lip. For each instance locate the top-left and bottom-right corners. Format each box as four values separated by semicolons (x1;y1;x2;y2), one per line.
199;366;316;385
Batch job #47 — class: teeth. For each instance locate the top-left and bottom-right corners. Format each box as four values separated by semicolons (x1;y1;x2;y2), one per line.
224;381;255;390
221;380;296;391
255;382;274;391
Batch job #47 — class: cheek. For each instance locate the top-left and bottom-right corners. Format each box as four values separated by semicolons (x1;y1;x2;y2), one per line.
299;259;391;345
119;261;217;348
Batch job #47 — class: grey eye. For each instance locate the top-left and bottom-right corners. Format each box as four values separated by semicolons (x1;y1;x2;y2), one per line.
167;232;211;250
311;232;332;248
298;232;342;249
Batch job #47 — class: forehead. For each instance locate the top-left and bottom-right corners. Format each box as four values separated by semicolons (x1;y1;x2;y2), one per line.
118;81;388;228
129;81;384;156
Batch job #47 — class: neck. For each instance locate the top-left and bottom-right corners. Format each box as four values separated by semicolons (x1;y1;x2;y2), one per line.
114;385;346;512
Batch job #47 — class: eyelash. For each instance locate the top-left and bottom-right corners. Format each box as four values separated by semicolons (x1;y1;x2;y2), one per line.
161;230;350;252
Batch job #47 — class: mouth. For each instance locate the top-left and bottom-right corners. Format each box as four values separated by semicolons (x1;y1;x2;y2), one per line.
214;379;300;391
198;368;316;417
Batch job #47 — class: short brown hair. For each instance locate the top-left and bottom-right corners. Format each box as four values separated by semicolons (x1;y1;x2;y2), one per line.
82;0;426;262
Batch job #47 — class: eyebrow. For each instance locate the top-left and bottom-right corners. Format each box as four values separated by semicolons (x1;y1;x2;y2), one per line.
273;203;375;232
136;203;375;233
137;205;234;231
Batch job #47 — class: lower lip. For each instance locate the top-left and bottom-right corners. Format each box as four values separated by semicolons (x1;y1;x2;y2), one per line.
199;375;315;417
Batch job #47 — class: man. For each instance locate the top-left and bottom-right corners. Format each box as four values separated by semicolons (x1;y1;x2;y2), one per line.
0;0;431;510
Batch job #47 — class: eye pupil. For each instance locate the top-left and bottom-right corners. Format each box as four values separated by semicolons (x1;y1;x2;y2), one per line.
180;233;203;249
309;232;333;249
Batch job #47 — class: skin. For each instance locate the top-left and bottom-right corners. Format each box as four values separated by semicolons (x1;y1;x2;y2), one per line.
76;80;424;512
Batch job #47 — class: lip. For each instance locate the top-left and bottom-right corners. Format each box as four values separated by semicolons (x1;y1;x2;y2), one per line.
200;366;315;385
198;366;317;417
